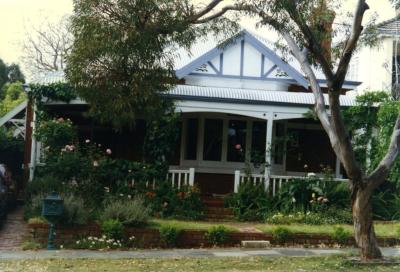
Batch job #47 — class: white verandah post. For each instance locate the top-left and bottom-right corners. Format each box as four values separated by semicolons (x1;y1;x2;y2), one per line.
264;112;274;192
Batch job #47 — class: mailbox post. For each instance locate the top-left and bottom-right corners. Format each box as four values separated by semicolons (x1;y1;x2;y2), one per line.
41;192;64;250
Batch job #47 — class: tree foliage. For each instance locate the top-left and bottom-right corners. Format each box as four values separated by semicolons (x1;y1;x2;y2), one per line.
66;0;237;126
0;59;24;90
0;82;27;118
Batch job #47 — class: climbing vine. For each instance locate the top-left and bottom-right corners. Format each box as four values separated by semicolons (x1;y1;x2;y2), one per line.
343;91;400;185
28;82;76;108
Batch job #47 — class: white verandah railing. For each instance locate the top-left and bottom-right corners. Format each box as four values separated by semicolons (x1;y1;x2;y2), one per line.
133;168;195;190
234;170;349;195
167;168;195;189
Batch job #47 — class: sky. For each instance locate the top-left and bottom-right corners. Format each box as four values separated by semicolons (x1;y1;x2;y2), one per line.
0;0;397;74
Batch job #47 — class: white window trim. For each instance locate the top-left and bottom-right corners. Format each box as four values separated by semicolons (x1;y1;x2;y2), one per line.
180;112;270;174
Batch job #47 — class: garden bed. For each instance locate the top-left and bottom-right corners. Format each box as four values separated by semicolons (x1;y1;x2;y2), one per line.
27;222;400;249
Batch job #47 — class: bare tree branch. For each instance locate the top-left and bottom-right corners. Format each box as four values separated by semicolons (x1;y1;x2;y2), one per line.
192;5;243;24
22;16;73;77
334;0;369;88
367;116;400;190
187;0;224;22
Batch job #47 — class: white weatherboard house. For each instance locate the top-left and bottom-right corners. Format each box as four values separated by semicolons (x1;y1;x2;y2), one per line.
353;15;400;92
0;30;358;195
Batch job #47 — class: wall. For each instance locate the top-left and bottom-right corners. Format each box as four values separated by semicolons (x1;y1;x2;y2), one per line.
356;37;393;93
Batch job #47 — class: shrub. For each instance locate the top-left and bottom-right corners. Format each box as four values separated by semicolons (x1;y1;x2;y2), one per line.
26;175;64;198
61;195;89;226
148;183;203;220
331;226;351;245
21;240;42;251
225;182;272;221
35;118;76;158
266;212;305;225
101;196;151;227
24;194;45;220
271;227;292;244
74;235;123;250
27;217;47;225
159;225;182;247
205;226;229;246
100;219;124;240
265;208;353;225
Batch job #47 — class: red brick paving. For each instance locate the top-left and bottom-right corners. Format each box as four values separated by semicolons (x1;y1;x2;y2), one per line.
0;206;29;250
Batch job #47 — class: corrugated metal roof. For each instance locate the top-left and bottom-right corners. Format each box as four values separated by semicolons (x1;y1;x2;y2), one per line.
170;85;356;107
377;16;400;36
31;71;66;84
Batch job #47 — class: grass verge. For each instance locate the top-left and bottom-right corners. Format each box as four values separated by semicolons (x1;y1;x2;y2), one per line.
1;256;400;272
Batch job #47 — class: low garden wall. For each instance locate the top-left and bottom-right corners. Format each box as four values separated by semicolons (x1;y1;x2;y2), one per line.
28;223;400;249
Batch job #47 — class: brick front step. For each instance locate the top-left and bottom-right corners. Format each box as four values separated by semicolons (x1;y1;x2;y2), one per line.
204;207;234;221
201;197;225;208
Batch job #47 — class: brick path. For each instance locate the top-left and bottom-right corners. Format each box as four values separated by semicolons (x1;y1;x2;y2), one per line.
0;206;29;250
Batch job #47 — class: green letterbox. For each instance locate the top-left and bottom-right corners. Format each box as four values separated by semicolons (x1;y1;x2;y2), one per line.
41;192;64;250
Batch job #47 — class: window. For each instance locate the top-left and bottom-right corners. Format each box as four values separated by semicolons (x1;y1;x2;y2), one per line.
227;120;247;162
184;118;198;160
251;121;266;163
203;119;223;161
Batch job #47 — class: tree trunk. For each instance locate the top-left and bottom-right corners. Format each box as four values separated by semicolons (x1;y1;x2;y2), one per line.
352;187;382;260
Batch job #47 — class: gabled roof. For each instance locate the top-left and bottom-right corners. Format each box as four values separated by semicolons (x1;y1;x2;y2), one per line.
175;30;309;88
376;16;400;36
0;101;27;127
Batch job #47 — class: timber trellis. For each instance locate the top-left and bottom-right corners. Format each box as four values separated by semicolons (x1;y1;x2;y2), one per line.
233;170;349;195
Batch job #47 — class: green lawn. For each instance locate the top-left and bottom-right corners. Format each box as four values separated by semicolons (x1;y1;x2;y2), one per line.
149;219;238;231
149;219;400;238
1;256;400;272
256;222;400;238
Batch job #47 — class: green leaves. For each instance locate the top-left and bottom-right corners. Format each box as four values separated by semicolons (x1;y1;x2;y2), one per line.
66;0;218;126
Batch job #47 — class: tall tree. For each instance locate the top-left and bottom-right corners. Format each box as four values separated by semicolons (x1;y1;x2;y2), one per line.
23;16;73;76
66;0;237;126
6;64;25;84
0;58;7;90
217;0;397;259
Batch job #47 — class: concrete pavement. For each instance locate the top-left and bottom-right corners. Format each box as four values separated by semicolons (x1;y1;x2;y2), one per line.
0;247;400;260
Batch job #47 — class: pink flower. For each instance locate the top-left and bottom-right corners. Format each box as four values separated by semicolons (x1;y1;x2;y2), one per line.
106;149;112;155
235;144;241;150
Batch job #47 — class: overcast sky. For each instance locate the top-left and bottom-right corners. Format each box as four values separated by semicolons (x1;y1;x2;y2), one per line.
0;0;396;71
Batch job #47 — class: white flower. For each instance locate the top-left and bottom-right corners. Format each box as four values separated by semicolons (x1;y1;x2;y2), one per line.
292;197;296;203
93;161;99;167
60;245;64;249
106;149;112;155
128;195;132;199
85;139;90;143
307;172;316;177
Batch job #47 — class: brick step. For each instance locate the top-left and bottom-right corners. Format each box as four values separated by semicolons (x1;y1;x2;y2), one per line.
205;207;234;215
204;206;234;221
201;197;225;208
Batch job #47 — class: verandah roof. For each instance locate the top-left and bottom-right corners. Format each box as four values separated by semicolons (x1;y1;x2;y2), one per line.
169;85;356;107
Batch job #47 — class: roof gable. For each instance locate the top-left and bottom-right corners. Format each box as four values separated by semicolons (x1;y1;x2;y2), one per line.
175;30;309;88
